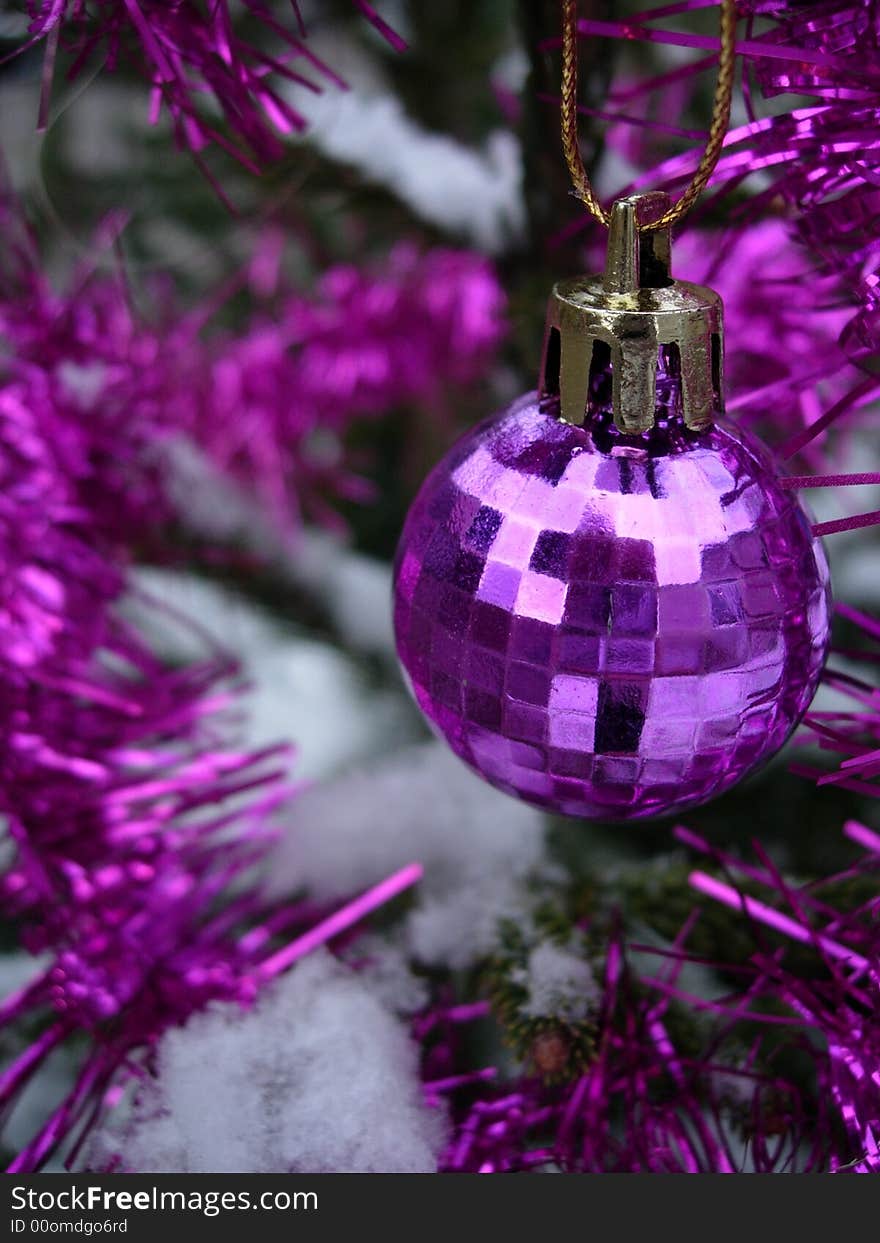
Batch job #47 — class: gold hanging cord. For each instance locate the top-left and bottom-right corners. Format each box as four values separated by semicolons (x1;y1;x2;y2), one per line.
560;0;738;231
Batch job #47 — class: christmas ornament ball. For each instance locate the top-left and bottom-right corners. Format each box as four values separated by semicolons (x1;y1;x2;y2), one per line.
392;394;830;821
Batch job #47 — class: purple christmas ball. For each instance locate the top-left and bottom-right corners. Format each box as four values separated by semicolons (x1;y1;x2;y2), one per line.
392;394;831;821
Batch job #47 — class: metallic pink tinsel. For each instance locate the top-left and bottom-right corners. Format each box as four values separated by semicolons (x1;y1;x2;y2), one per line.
0;198;506;538
0;213;275;1169
16;1;405;175
0;201;430;1171
674;220;856;450
434;820;879;1173
0;210;178;550
433;929;833;1173
798;601;880;798
682;819;880;1175
171;241;507;530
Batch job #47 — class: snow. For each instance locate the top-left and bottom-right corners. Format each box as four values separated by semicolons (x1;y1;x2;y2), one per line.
128;568;410;780
302;90;524;253
159;440;399;662
284;29;524;253
289;530;396;660
85;950;445;1174
341;935;429;1015
266;742;550;968
242;637;408;780
513;942;601;1022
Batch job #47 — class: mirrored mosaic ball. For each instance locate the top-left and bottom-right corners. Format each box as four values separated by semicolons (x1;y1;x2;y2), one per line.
393;394;831;821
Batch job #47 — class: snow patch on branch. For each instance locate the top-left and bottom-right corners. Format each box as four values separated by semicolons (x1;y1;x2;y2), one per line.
513;943;601;1022
129;568;409;779
86;951;445;1173
267;742;549;968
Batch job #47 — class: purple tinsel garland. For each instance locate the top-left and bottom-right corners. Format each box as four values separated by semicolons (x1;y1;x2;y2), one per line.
0;199;506;538
173;241;507;530
15;1;405;180
0;204;273;1169
0;200;435;1171
434;808;880;1173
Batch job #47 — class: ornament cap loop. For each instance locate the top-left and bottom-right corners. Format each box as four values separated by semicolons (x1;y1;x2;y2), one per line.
603;192;672;294
540;193;724;434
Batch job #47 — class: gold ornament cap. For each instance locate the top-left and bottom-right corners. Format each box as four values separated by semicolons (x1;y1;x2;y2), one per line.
539;192;724;434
